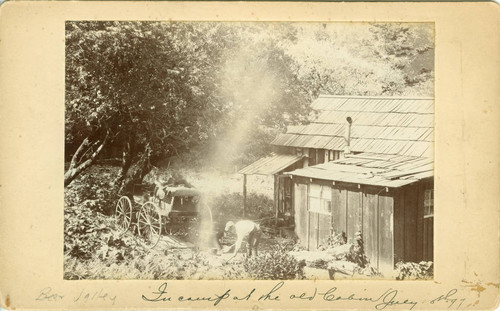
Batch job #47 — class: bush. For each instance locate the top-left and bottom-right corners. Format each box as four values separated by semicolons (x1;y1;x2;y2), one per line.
244;244;306;280
64;204;146;261
211;192;274;226
65;165;118;215
345;232;369;268
395;261;433;280
318;232;347;251
318;231;369;268
64;250;252;280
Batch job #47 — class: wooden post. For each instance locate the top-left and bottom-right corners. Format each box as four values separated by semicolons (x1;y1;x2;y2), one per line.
274;175;279;225
243;174;247;217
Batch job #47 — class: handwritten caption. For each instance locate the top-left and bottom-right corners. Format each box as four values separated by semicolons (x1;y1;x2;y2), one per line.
35;282;468;309
36;287;116;305
142;281;467;310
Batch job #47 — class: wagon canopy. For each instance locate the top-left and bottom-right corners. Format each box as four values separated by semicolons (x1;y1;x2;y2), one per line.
165;187;201;197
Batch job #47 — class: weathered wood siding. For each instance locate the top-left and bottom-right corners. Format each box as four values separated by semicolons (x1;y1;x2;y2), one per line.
308;212;331;250
294;183;308;248
393;179;434;264
332;187;347;233
347;189;363;241
294;178;434;273
362;191;379;270
378;194;394;273
423;217;433;261
330;185;394;272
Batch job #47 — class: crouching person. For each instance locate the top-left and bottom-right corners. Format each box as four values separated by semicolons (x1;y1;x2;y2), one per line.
224;220;262;260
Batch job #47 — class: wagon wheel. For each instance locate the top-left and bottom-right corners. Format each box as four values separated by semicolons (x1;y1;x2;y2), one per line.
115;196;133;233
138;201;162;248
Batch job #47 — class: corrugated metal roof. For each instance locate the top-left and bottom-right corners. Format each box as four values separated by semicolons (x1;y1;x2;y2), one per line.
238;153;305;175
285;152;433;188
271;95;434;158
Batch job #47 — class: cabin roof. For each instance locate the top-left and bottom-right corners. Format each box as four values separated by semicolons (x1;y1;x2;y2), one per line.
271;95;434;158
238;153;305;175
285;152;433;188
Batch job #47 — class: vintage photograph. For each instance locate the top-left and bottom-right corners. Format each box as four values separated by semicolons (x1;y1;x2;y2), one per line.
64;21;434;280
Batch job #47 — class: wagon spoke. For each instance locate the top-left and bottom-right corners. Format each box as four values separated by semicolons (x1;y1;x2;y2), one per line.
115;196;132;233
138;201;162;248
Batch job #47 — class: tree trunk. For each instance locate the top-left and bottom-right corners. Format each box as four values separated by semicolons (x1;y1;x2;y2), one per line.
115;141;134;185
117;148;154;199
64;133;108;187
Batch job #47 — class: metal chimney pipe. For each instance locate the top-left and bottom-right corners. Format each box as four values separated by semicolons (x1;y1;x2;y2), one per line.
345;116;353;154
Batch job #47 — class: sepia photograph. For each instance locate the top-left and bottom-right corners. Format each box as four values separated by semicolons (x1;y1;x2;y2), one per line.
64;21;435;281
1;1;499;310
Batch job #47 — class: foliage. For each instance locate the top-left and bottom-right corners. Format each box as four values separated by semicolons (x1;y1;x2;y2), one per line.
318;231;370;270
65;21;235;188
66;22;433;180
244;244;306;280
65;21;314;182
345;232;369;268
246;193;275;219
211;192;274;222
395;261;434;280
65;251;251;280
65;165;119;215
369;23;434;94
64;202;147;261
318;231;348;251
66;22;223;153
287;23;434;97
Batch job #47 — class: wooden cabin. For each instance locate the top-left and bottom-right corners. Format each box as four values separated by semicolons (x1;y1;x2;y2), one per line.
239;95;434;271
286;153;433;273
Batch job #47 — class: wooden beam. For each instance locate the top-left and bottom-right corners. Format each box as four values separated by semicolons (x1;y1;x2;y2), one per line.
274;175;279;224
243;174;247;217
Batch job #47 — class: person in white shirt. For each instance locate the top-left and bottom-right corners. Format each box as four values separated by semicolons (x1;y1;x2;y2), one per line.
224;220;262;260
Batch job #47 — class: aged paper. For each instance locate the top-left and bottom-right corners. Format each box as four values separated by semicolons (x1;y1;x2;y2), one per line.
0;1;499;310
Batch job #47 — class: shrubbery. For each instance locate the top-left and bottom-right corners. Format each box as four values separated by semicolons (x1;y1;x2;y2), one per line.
64;251;251;280
64;203;147;261
345;232;369;268
318;231;369;268
65;165;118;215
318;231;348;251
210;192;274;227
395;261;433;280
244;244;305;280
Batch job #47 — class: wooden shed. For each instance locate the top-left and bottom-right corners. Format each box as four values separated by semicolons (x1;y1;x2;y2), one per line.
238;153;305;219
241;95;434;273
286;152;434;273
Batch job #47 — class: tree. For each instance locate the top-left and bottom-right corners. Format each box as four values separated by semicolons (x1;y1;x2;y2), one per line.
65;21;234;191
65;21;434;190
282;22;434;98
368;23;434;96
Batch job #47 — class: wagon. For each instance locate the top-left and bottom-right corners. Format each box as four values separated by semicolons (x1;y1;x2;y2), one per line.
114;183;213;248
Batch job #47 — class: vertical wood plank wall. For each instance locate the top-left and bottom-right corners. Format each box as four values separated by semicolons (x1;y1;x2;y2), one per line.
294;178;433;272
307;212;331;250
294;183;308;248
308;212;319;250
330;185;394;272
404;185;418;262
393;179;434;263
378;194;394;273
347;190;362;241
362;191;379;270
